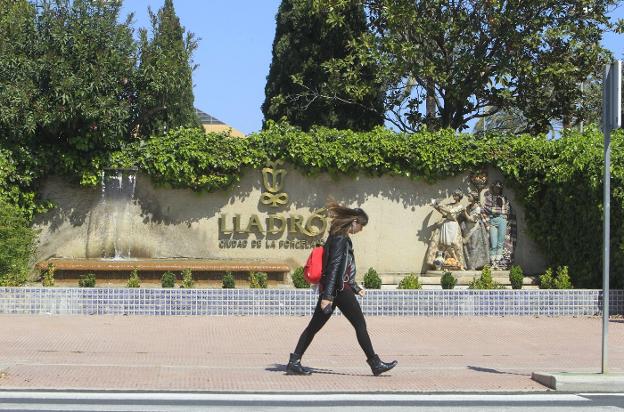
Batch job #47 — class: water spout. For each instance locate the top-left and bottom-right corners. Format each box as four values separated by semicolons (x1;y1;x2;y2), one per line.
94;168;138;259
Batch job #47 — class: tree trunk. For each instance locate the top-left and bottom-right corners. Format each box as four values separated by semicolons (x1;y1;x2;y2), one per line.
562;114;571;130
425;78;437;129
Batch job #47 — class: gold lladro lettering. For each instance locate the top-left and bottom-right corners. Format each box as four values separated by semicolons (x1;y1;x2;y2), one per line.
219;210;327;237
267;214;287;235
218;162;328;247
246;214;264;233
260;160;289;207
288;215;305;234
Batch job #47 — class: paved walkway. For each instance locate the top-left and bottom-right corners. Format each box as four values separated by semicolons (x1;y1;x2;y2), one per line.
0;315;622;392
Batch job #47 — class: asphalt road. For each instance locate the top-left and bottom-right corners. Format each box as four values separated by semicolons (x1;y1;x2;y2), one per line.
0;391;623;412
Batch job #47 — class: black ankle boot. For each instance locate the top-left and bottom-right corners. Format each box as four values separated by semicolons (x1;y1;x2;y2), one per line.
286;353;311;375
367;355;397;376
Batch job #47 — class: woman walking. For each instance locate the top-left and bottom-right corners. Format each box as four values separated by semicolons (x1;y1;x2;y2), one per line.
286;201;397;376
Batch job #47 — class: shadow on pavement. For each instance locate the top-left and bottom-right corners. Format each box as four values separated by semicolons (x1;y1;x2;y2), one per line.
468;365;528;377
266;364;373;377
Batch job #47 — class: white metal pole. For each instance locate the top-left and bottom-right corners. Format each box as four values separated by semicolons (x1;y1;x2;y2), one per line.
602;77;610;374
602;60;622;374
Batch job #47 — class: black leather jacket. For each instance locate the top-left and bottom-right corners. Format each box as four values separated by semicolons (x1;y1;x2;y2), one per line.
320;234;363;301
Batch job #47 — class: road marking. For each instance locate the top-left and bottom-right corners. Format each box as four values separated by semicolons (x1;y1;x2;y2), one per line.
0;391;591;403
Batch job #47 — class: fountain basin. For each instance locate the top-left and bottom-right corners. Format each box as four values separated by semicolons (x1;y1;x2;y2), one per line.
35;258;291;286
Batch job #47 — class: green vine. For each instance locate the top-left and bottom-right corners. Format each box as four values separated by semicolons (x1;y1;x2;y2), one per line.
3;121;623;289
108;123;624;288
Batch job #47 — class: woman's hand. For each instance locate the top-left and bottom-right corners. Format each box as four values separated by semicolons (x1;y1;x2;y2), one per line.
358;289;366;297
320;299;332;310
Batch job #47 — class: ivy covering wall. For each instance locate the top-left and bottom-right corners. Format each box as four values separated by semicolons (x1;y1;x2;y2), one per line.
2;122;622;288
108;123;624;288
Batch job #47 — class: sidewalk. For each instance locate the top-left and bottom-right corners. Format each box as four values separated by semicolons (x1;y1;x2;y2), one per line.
0;315;623;392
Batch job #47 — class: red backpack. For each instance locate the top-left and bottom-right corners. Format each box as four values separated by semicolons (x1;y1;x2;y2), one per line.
303;245;324;284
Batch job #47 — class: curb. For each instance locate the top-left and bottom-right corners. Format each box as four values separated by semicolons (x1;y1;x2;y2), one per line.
531;372;624;392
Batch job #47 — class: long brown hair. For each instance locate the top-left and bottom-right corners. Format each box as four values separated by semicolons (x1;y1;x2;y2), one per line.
326;199;369;236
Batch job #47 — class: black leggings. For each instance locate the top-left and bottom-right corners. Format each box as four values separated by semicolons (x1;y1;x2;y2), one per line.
293;287;375;359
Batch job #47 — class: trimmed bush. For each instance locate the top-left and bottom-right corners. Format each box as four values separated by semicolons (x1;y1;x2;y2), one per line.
180;268;194;289
127;268;141;288
440;271;457;289
249;271;268;289
78;273;96;288
42;263;55;287
554;266;573;289
161;271;176;288
509;265;524;289
541;266;573;289
397;273;422;289
291;266;308;288
539;268;554;289
222;272;235;288
469;265;504;289
363;267;382;289
0;198;37;286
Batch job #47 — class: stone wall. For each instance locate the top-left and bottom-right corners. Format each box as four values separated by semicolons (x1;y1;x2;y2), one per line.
33;165;547;276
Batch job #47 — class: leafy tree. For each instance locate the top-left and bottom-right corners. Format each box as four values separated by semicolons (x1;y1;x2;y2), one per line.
473;107;528;135
34;0;137;184
0;0;46;215
0;0;38;150
262;0;384;131
135;0;200;138
325;0;621;133
473;76;604;134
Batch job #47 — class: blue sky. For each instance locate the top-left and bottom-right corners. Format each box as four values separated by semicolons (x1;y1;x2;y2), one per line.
121;1;624;135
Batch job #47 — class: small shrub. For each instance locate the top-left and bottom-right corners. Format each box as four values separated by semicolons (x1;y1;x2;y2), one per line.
42;263;55;287
180;268;194;289
363;267;382;289
554;266;573;289
0;198;37;286
539;266;573;289
397;273;422;289
127;268;141;288
222;272;235;288
78;273;96;288
161;271;176;288
539;268;554;289
249;271;268;288
509;265;524;290
291;266;308;288
469;265;504;289
440;271;457;289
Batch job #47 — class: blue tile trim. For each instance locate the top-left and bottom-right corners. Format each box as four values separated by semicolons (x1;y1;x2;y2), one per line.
0;288;622;316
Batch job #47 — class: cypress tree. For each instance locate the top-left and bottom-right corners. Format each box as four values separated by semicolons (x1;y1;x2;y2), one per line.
135;0;200;138
262;0;383;131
